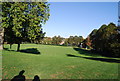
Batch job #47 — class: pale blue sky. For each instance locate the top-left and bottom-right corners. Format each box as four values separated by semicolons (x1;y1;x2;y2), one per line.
43;2;118;38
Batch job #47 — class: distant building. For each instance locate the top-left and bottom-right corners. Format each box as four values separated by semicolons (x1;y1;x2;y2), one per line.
0;28;4;50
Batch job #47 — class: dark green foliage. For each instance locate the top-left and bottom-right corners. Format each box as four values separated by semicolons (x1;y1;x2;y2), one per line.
65;36;84;46
91;23;120;57
52;35;64;45
39;36;84;46
40;36;64;45
2;2;50;51
88;29;98;49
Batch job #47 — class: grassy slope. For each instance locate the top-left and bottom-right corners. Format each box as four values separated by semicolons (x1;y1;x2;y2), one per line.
2;44;119;79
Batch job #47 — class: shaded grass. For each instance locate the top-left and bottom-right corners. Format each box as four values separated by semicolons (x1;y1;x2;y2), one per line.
20;48;40;54
2;44;119;79
4;45;40;55
66;54;120;63
68;48;120;63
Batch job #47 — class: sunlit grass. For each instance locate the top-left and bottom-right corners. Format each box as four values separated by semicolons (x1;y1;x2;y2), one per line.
2;44;119;79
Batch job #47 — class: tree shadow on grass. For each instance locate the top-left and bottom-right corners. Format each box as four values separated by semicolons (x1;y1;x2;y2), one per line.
72;47;120;63
4;48;41;55
73;48;100;57
73;47;120;58
20;48;41;55
66;54;120;63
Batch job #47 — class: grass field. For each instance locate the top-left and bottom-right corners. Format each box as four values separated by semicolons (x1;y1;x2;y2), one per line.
2;44;120;79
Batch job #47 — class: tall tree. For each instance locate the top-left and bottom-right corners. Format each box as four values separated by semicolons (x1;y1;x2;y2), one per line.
2;2;50;51
87;29;98;48
91;23;120;57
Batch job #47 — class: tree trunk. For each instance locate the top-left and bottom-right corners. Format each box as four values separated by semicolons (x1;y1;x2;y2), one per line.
10;44;12;49
17;43;20;51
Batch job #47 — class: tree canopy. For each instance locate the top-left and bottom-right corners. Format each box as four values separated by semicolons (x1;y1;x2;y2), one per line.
89;23;120;57
2;2;50;51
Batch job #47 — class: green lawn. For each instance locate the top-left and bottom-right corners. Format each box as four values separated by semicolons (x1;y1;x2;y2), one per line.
2;44;119;79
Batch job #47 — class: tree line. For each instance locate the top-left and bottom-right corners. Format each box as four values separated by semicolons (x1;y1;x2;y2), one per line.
38;35;84;46
37;23;120;57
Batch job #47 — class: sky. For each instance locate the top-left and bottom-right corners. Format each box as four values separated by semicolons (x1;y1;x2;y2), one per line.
42;2;118;38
